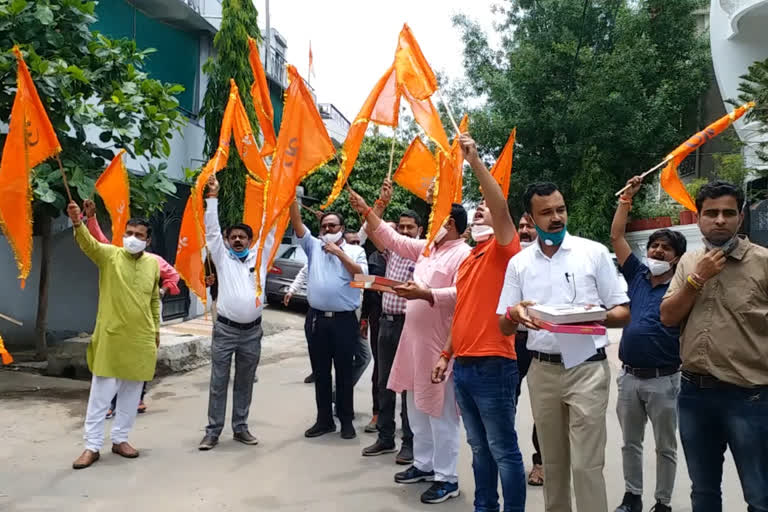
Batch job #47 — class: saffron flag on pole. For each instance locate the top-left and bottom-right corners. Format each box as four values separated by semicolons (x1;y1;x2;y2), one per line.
451;114;469;203
403;87;450;155
393;136;437;201
94;149;130;246
0;334;12;365
424;149;462;254
395;24;438;101
661;102;756;212
0;46;61;288
243;175;265;248
255;65;335;295
230;79;269;181
321;64;401;209
247;37;277;157
490;128;516;199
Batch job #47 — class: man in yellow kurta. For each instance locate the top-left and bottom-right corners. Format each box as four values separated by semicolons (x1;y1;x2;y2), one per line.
66;201;160;470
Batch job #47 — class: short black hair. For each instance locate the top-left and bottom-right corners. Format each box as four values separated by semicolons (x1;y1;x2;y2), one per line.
695;180;745;212
344;229;358;235
523;182;561;214
126;218;152;238
399;209;423;227
450;203;468;234
320;211;345;227
225;223;254;240
647;229;687;258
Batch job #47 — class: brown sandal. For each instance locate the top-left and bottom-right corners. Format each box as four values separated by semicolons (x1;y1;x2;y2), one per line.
528;464;544;486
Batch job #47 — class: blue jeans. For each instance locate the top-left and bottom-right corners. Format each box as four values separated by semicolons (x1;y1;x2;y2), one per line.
454;357;526;512
678;378;768;512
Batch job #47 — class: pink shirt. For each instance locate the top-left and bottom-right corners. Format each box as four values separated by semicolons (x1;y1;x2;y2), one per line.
86;217;181;295
374;222;470;417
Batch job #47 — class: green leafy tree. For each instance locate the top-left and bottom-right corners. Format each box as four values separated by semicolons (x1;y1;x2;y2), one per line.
454;0;710;242
0;0;185;357
200;0;261;228
736;57;768;165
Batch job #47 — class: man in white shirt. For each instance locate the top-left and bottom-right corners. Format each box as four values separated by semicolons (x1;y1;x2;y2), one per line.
199;176;273;451
497;182;630;512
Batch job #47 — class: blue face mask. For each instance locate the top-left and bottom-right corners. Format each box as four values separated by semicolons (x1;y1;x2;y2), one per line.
229;247;249;259
534;223;567;247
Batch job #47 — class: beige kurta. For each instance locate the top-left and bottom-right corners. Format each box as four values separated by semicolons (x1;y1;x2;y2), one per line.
74;224;160;381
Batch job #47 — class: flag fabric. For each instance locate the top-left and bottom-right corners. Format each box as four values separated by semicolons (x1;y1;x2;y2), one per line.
393;136;437;201
255;65;335;295
395;24;438;101
247;37;277;157
230;79;269;181
661;102;755;212
451;114;469;203
424;149;462;254
94;149;130;246
321;65;401;209
0;334;13;365
243;176;265;248
403;87;450;155
490;128;516;199
0;46;61;288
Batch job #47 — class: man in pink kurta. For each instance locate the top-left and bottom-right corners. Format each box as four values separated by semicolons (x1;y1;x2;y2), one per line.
350;189;470;505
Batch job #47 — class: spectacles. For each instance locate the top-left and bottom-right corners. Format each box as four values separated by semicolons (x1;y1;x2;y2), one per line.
321;223;340;230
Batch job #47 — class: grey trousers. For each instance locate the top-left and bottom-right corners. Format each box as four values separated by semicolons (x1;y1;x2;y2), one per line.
616;370;681;505
205;320;263;437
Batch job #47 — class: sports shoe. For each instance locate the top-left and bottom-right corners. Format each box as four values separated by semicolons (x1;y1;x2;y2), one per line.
394;465;435;484
198;435;219;451
615;492;642;512
364;415;379;433
362;439;397;456
420;481;460;504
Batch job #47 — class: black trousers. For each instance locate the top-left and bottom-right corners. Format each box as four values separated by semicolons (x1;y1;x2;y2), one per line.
515;330;542;466
307;308;358;425
376;314;413;445
368;302;382;415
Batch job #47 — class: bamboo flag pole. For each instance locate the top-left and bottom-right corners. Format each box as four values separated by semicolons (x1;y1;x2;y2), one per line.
55;155;74;203
437;91;462;136
387;130;397;181
615;158;671;196
0;312;23;327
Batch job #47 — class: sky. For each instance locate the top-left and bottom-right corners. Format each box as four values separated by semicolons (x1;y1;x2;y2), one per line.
253;0;501;121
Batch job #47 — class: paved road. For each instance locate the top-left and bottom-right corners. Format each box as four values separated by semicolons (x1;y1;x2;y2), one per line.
0;309;744;511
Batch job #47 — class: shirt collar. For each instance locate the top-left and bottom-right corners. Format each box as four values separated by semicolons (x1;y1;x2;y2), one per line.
729;235;749;261
534;232;573;258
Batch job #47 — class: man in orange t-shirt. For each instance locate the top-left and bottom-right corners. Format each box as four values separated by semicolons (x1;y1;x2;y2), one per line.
433;133;525;511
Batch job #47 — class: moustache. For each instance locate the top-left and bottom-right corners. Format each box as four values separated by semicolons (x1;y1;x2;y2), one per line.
548;223;564;231
520;234;533;242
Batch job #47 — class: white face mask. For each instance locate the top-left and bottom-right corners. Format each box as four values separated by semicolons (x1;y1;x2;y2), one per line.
123;235;147;255
434;226;448;244
646;258;672;276
470;225;494;243
321;231;343;244
520;239;536;249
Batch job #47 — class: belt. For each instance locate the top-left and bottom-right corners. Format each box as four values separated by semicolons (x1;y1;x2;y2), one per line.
310;308;355;318
456;356;512;366
382;313;405;322
531;348;606;365
682;371;754;390
217;315;261;330
623;365;680;379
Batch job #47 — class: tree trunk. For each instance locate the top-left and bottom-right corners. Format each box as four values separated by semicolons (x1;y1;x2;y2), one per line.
34;215;51;361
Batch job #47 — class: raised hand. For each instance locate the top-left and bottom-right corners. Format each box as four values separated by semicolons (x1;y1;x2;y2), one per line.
206;175;220;197
459;133;480;163
379;179;393;204
67;201;82;228
622;176;643;200
348;186;369;215
83;199;96;219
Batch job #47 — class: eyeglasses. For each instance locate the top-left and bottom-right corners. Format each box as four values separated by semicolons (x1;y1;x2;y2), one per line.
321;223;340;230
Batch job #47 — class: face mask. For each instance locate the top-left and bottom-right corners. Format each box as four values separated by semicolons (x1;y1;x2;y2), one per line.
434;226;448;244
471;225;494;243
520;239;536;249
703;234;738;255
645;258;672;276
321;231;343;244
229;247;249;259
534;223;567;247
123;236;147;255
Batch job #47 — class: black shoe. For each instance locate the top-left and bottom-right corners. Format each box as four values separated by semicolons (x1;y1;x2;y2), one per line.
362;439;397;456
615;492;642;512
394;465;435;484
396;443;414;465
420;481;460;504
198;435;218;451
233;430;259;445
650;504;671;512
341;422;356;440
304;422;336;438
304;373;315;384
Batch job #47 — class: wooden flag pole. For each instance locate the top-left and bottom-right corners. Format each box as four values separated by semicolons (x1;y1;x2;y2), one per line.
0;312;23;327
437;91;462;136
615;158;671;196
387;131;397;181
55;155;74;203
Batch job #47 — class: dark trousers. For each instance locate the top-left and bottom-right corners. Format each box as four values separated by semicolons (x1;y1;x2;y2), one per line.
376;314;412;445
307;308;357;425
515;331;542;466
455;357;526;512
369;307;381;415
678;377;768;512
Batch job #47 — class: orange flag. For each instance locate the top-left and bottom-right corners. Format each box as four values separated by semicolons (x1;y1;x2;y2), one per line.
395;24;438;101
490;128;516;199
403;87;450;155
0;334;13;365
661;102;755;212
94;149;130;246
247;37;277;157
424;149;462;254
243;175;265;248
255;65;335;294
230;79;269;181
451;114;469;203
321;65;401;209
393;137;437;201
0;47;61;288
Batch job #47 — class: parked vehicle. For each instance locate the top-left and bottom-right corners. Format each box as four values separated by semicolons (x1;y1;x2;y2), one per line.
265;245;308;306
